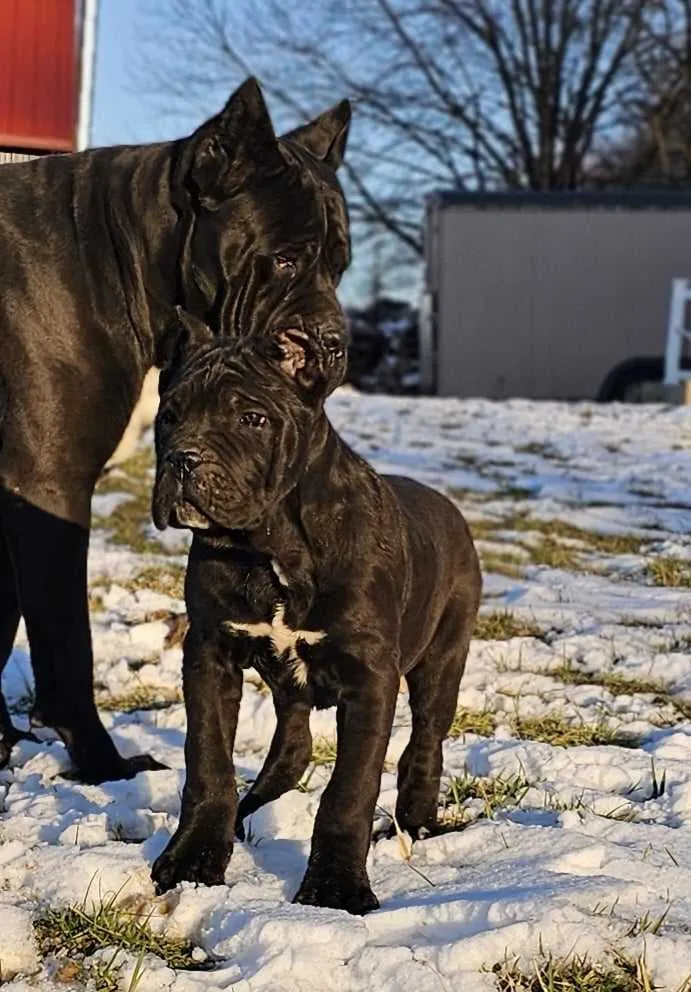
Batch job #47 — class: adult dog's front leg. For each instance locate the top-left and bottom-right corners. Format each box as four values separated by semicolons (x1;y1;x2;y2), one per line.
294;664;398;915
0;490;163;782
152;629;243;892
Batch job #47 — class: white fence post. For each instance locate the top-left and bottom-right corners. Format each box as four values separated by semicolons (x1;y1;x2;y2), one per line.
664;278;691;386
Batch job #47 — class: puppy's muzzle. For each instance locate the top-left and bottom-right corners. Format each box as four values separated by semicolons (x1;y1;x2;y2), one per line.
153;448;212;531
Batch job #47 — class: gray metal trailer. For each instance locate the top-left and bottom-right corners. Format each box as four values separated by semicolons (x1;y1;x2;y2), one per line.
419;190;691;401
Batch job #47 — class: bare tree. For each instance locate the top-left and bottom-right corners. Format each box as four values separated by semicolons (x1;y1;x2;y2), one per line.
138;0;656;273
591;2;691;185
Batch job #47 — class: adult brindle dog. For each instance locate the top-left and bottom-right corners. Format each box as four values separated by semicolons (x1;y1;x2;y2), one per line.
150;311;482;915
0;79;351;784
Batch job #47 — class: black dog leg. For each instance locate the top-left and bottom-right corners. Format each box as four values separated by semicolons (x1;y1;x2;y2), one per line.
235;691;312;839
395;600;475;837
0;531;38;766
294;664;399;915
152;631;243;892
0;492;163;782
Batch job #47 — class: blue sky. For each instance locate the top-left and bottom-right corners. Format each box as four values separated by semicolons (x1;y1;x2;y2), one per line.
91;0;191;147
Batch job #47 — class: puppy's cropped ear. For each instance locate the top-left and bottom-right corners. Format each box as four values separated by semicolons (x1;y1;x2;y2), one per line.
272;331;330;402
158;306;215;393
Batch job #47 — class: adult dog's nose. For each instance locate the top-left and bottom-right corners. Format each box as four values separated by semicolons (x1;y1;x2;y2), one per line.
167;449;203;479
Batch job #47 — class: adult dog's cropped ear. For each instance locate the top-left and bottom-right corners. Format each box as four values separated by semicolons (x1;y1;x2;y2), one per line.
158;307;215;393
282;100;351;170
187;77;285;206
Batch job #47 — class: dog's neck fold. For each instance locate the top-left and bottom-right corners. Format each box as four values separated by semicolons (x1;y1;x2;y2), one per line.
234;413;381;615
76;140;194;368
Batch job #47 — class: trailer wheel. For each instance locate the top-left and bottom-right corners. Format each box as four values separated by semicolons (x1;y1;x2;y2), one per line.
597;357;673;402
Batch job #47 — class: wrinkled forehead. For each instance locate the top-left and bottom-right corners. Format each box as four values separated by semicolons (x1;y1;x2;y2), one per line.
168;344;287;404
233;148;349;250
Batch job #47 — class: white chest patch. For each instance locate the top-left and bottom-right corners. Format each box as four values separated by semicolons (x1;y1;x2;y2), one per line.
270;558;290;588
222;605;326;687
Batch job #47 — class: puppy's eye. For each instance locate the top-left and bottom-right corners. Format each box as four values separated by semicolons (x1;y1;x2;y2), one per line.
273;255;296;276
239;411;268;428
159;408;177;429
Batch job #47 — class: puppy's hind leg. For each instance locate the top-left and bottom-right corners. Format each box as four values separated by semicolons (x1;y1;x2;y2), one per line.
395;596;477;839
236;690;312;838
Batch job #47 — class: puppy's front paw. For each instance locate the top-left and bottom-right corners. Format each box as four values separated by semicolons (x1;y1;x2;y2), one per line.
293;870;379;916
151;835;231;894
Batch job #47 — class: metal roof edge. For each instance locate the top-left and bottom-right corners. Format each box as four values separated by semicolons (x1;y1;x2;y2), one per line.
426;189;691;210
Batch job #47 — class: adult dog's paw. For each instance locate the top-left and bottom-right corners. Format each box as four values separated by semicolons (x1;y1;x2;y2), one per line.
151;836;231;894
65;752;168;785
293;870;379;916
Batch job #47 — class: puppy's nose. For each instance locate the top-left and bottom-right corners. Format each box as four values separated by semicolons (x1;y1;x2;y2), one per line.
167;449;203;479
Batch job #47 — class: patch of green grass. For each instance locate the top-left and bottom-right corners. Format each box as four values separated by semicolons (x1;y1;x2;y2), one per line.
473;513;645;576
441;771;528;827
311;736;338;765
550;662;691;726
503;513;646;556
487;949;657;991
93;449;165;555
551;661;666;699
53;954;142;992
527;536;580;570
90;565;186;617
448;708;496;738
625;903;672;937
96;448;154;498
474;611;542;640
472;512;645;566
34;893;201;978
469;517;507;541
645;557;691;588
479;550;526;578
122;564;186;600
97;685;182;712
512;713;640;749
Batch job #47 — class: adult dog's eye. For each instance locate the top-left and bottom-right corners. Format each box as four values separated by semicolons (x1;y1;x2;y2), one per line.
239;411;268;428
273;255;296;276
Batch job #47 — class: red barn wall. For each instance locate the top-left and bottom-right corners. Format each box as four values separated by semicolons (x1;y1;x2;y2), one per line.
0;0;78;153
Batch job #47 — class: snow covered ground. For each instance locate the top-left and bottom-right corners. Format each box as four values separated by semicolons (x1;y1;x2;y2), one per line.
2;394;691;990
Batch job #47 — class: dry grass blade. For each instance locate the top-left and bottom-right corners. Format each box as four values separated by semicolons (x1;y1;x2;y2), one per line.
474;611;543;640
34;891;202;973
487;948;656;991
512;713;640;749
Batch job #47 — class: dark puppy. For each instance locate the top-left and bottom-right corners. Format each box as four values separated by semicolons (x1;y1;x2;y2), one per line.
151;311;481;915
0;78;351;783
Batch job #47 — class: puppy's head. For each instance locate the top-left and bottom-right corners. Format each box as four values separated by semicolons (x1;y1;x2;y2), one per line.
152;308;337;533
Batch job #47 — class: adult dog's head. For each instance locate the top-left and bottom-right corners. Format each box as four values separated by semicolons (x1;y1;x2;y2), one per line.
152;309;333;533
168;78;351;388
